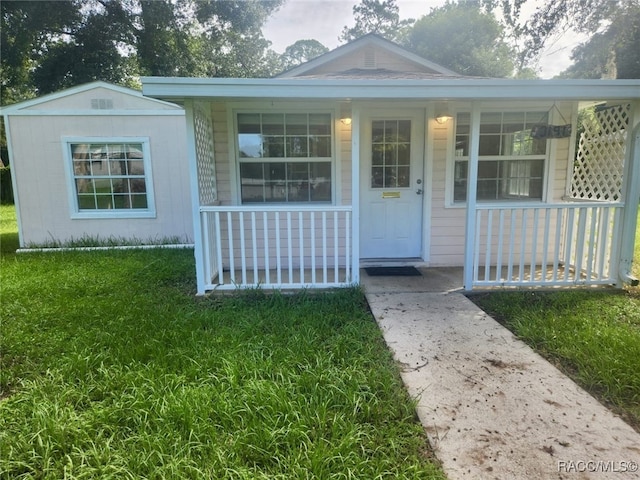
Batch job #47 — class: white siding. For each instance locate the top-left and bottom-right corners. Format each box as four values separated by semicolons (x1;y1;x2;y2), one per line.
8;114;192;246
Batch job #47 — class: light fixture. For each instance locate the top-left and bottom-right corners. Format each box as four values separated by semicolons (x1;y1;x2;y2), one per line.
435;114;452;124
340;117;352;126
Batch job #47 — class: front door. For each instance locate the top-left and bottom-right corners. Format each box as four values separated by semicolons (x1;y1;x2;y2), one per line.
360;110;424;259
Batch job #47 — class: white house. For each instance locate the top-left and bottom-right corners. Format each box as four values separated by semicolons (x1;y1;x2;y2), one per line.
2;82;193;247
142;35;640;294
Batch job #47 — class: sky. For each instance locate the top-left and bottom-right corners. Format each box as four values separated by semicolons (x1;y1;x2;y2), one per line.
262;0;589;78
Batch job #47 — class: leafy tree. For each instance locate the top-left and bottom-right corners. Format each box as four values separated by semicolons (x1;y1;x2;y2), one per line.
0;0;284;105
559;2;640;79
340;0;414;43
280;40;329;71
406;2;515;77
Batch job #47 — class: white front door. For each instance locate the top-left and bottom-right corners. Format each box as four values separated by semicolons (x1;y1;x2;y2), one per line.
360;110;424;259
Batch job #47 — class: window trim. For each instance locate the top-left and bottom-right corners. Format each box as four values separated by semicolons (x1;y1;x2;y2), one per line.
62;136;156;219
232;108;337;205
445;109;551;207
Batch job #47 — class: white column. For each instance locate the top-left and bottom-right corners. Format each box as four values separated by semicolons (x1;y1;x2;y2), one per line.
351;105;361;284
184;100;206;295
463;103;481;291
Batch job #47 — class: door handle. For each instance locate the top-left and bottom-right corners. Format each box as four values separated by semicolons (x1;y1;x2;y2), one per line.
416;189;423;195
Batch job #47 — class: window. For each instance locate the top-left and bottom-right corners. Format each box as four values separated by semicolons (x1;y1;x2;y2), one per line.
64;138;155;218
453;111;548;202
237;113;332;203
371;120;411;188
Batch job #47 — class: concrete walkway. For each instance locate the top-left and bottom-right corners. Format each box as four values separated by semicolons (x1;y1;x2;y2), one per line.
362;267;640;479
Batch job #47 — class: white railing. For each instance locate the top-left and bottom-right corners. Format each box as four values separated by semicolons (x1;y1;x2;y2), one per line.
199;205;353;291
472;202;623;288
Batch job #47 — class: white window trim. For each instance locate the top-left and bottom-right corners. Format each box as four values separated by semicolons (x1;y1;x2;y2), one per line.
444;108;552;207
227;103;340;205
62;136;156;219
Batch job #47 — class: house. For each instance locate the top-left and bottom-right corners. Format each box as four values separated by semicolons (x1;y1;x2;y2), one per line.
1;82;193;247
4;36;638;294
141;35;640;294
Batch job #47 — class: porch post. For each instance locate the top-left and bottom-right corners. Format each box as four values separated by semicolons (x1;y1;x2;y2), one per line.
463;103;481;291
184;100;206;295
617;102;640;285
351;105;361;285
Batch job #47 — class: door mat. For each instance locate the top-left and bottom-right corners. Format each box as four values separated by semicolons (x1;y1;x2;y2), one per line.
365;266;422;276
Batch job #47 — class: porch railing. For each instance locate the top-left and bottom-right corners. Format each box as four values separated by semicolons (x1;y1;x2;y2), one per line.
471;202;623;288
199;205;353;291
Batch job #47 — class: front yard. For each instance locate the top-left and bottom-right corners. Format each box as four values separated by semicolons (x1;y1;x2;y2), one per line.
0;207;444;479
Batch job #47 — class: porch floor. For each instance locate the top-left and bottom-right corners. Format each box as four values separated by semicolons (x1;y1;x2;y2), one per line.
362;268;640;480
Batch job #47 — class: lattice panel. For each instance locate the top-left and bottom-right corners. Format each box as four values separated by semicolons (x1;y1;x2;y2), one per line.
571;104;630;201
194;105;217;205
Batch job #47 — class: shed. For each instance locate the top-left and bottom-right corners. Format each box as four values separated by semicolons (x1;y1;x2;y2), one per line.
1;82;193;247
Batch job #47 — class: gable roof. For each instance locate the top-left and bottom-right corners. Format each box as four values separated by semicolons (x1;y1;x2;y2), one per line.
277;33;460;79
1;81;182;114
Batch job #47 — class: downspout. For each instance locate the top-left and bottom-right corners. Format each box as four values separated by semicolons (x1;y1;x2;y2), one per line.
618;105;640;286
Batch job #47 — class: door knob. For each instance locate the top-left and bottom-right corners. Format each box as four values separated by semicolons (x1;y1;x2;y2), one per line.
416;189;423;195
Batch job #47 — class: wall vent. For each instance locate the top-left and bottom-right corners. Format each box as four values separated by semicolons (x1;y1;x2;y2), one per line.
91;98;114;110
363;48;376;69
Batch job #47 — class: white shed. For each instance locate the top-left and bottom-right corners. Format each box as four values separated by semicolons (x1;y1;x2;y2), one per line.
2;82;193;247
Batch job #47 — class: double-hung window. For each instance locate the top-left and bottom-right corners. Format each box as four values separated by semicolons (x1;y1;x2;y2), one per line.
64;137;155;218
453;111;548;202
237;113;332;203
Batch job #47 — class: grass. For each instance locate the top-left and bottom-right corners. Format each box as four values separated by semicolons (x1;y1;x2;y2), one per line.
469;210;640;431
0;205;444;479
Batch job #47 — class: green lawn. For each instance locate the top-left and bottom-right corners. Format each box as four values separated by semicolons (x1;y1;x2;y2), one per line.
0;205;444;479
470;211;640;431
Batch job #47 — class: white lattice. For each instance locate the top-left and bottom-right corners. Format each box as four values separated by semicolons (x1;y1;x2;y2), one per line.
571;104;630;201
194;105;217;205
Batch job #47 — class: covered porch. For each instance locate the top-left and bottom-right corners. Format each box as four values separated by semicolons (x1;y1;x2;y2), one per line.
142;77;640;295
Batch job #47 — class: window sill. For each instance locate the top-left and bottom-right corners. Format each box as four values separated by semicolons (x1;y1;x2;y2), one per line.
71;211;157;220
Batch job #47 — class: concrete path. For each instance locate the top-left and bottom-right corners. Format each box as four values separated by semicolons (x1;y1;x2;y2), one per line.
362;268;640;479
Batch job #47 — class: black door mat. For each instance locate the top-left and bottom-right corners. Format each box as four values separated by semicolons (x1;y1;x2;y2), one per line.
365;266;422;276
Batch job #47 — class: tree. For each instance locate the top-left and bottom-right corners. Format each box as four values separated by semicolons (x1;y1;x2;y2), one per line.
0;0;284;105
483;0;629;72
340;0;414;43
280;40;329;71
406;2;515;77
559;2;640;79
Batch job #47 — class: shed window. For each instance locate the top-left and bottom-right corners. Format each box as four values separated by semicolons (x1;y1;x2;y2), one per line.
237;113;332;203
64;138;155;218
453;112;548;202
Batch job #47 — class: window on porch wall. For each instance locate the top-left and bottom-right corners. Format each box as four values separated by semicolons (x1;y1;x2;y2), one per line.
454;111;548;202
237;113;333;203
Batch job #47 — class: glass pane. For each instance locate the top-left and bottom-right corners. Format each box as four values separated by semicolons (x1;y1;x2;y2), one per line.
73;160;90;176
109;160;125;175
477;179;498;200
384;121;398;141
90;145;107;160
264;136;284;157
385;145;397;166
455;136;469;157
286;136;308;157
262;114;284;135
479;135;500;156
113;195;129;209
454;181;467;202
309;114;331;135
286;114;307;135
309;136;331;157
456;113;470;132
131;178;146;194
397;143;410;165
502;112;525;133
372;145;384;165
131;195;148;209
76;179;94;194
266;163;286;181
95;194;113;209
239;134;263;158
372;121;385;142
240;163;265;203
126;144;143;159
109;144;126;159
478;160;498;179
525;112;548;130
238;114;261;134
371;167;384;188
94;178;112;194
265;182;286;202
288;162;309;180
288;180;309;202
397;120;411;142
311;162;331;201
384;167;397;188
72;144;90;159
480;113;502;133
77;194;96;210
397;166;410;187
128;160;145;175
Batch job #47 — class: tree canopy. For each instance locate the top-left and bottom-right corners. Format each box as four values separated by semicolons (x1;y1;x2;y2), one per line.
0;0;283;105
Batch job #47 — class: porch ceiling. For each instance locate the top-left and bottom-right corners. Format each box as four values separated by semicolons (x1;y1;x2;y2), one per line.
142;76;640;102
